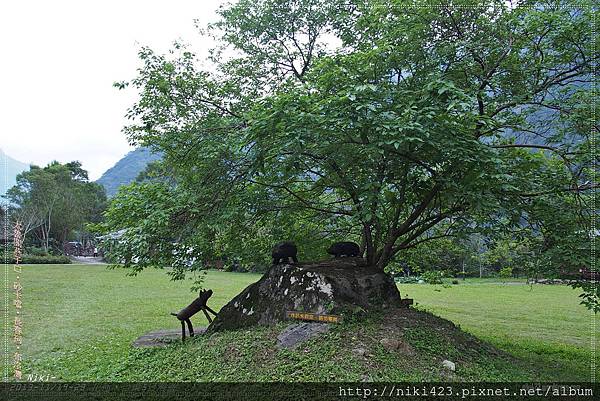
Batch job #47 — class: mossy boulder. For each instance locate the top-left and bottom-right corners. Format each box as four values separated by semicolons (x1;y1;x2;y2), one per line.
208;258;401;332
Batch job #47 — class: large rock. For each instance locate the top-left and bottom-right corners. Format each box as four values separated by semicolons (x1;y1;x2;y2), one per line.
208;258;401;332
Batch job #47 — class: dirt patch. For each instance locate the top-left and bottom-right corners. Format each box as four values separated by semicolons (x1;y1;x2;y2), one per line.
277;322;331;349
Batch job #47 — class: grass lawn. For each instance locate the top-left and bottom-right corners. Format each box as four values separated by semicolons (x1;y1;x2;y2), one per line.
1;264;596;381
400;281;597;382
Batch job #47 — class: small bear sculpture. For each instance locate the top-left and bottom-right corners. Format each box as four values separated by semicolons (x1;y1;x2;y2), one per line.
272;241;298;265
327;241;361;258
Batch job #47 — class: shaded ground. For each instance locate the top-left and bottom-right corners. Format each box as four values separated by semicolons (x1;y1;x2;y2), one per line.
133;328;207;348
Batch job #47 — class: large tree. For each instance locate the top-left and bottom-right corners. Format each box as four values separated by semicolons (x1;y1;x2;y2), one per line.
6;161;107;251
103;1;595;290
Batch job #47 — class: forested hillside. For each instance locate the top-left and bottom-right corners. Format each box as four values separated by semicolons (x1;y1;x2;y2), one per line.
96;147;161;197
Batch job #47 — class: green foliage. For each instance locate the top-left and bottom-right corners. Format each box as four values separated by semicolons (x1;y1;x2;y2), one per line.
572;280;600;314
396;236;467;275
26;246;49;256
422;270;444;285
499;266;513;279
103;0;594;312
21;255;72;264
97;180;334;284
5;161;107;252
0;252;71;264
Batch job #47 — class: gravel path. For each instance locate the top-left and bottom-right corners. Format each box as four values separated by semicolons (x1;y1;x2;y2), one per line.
69;256;106;264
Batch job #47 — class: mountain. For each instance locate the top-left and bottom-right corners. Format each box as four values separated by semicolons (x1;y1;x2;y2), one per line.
0;148;30;196
96;147;162;197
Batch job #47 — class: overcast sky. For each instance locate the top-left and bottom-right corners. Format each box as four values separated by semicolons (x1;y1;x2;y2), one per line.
1;0;224;180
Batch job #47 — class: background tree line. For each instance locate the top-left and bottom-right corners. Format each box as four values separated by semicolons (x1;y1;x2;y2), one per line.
3;161;106;258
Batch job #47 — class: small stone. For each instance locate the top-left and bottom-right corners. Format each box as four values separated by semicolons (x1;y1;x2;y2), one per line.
380;338;401;351
352;347;367;357
442;360;456;371
397;341;416;356
380;337;415;355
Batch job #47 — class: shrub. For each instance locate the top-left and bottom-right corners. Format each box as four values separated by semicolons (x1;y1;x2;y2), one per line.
451;279;459;285
7;255;72;264
499;267;513;279
422;270;444;285
27;247;49;257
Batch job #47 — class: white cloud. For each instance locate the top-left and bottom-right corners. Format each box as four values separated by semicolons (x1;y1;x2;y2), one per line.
0;0;223;180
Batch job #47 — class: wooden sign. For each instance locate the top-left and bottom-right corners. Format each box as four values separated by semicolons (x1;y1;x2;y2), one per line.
286;311;342;323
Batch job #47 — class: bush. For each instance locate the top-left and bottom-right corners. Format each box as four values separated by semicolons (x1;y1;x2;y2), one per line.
32;255;71;264
422;270;444;285
499;266;513;279
27;247;50;257
451;279;459;285
5;254;72;264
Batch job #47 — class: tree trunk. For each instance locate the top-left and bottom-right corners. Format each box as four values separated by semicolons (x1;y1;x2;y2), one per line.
41;224;49;252
363;224;375;265
375;235;396;271
45;208;52;252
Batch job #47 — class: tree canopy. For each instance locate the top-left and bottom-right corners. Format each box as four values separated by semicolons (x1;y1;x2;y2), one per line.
101;0;596;306
6;161;107;251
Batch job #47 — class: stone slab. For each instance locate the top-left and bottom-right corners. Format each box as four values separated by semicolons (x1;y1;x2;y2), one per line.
276;322;330;349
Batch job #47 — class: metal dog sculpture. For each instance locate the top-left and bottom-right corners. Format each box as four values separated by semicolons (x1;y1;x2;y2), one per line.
171;289;218;341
